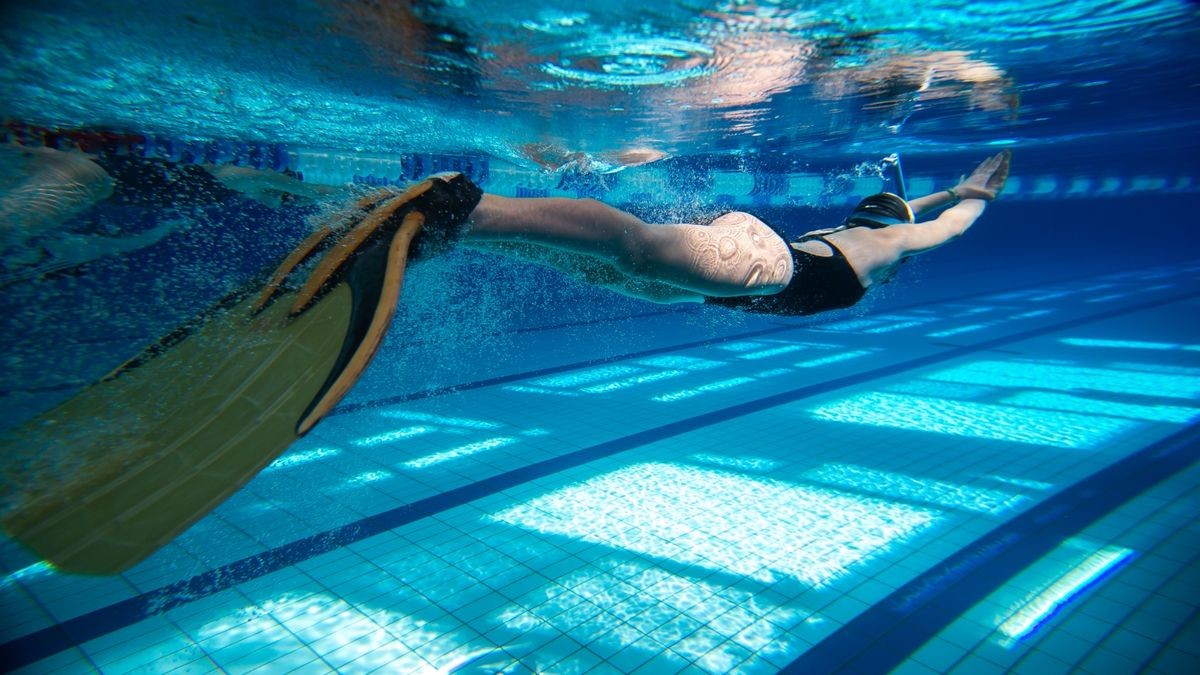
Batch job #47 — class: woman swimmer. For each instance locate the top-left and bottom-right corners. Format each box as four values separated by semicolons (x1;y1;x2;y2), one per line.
457;150;1012;314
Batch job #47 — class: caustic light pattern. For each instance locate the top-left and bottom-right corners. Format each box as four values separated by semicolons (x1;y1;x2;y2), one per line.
499;560;809;672
198;593;457;672
801;464;1026;515
489;463;938;587
928;361;1200;399
811;392;1133;449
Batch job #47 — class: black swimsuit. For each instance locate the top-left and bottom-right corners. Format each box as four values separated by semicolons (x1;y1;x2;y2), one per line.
705;233;866;316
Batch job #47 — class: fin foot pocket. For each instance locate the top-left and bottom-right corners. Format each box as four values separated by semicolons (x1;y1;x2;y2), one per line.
0;173;482;574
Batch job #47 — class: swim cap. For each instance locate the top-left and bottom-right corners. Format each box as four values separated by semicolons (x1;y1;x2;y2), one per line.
847;192;915;228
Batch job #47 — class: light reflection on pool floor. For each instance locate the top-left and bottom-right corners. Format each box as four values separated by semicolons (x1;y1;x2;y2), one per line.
3;263;1198;673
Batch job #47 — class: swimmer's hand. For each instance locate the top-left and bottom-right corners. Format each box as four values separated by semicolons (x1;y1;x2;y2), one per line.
954;149;1011;201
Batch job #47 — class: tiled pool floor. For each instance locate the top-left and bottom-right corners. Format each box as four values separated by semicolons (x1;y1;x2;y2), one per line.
2;261;1198;673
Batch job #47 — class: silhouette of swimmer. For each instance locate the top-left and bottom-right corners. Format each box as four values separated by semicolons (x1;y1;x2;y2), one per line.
0;147;341;285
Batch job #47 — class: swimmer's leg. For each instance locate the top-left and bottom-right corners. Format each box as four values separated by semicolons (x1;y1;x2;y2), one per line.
465;196;793;297
467;240;705;304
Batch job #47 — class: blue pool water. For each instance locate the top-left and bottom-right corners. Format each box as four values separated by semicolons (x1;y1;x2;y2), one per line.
1;1;1199;673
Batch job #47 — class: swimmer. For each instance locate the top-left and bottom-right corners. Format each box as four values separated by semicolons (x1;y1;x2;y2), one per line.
460;149;1012;312
0;144;115;251
0;147;345;285
519;142;670;175
2;152;1009;574
201;163;342;208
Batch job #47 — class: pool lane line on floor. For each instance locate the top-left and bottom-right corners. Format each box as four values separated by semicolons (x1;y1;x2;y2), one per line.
781;420;1200;674
328;261;1199;417
2;289;1197;670
328;322;798;416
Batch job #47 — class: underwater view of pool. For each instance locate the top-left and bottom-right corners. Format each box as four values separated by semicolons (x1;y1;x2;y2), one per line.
1;1;1198;673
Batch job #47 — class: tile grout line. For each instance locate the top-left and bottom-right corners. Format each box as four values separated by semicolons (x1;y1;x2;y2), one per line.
1;288;1196;671
781;422;1200;674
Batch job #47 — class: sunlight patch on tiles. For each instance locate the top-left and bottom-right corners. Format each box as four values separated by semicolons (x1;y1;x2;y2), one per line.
198;593;463;672
811;392;1134;449
353;427;432;447
380;410;502;429
265;446;341;471
738;344;806;360
994;544;1134;647
982;475;1053;491
987;291;1034;301
581;369;686;394
793;350;871;368
690;453;780;472
927;360;1200;399
818;318;879;332
927;324;988;338
1085;293;1128;303
530;366;640;388
498;560;810;672
716;341;770;353
346;471;392;485
1002;391;1200;424
1011;309;1053;319
503;385;581;397
1107;362;1200;376
653;377;755;402
1060;337;1193;351
488;463;937;587
802;464;1026;515
636;355;726;370
864;318;931;334
402;437;518;470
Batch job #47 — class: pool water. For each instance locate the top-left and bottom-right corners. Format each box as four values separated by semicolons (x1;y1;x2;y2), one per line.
1;1;1199;673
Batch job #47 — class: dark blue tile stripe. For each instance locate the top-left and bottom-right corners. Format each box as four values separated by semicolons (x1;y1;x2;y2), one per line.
328;323;797;416
781;421;1200;674
1;289;1195;670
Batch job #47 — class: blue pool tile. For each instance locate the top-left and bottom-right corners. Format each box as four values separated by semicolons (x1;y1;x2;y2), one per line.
911;636;966;672
11;647;95;675
1037;629;1097;665
1146;645;1200;674
244;648;322;673
1086;643;1154;674
948;653;1010;675
892;658;942;675
1011;648;1075;674
608;636;662;672
630;648;688;674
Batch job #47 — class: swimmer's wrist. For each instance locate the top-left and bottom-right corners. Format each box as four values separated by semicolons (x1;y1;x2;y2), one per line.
945;187;960;203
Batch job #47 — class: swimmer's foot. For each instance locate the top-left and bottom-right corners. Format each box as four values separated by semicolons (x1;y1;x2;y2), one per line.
252;172;483;317
0;172;482;575
251;170;484;431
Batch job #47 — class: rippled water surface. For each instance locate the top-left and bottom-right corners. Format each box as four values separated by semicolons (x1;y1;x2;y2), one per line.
2;0;1197;167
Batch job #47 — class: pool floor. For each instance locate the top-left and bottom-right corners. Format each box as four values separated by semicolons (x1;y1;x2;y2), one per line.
2;261;1199;673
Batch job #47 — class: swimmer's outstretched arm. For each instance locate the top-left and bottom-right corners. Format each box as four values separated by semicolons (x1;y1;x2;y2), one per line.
464;195;793;296
908;149;1012;216
895;150;1011;255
